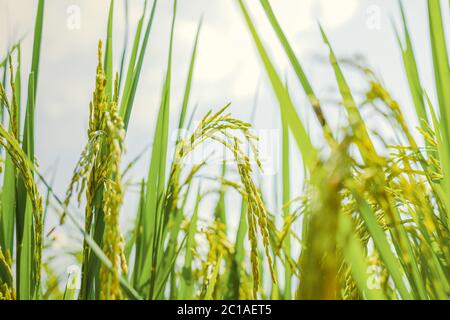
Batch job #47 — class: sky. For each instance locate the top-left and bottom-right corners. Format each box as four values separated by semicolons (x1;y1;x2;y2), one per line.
0;0;446;248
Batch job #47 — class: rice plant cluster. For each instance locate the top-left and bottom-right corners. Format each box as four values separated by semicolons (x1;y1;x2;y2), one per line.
1;0;450;300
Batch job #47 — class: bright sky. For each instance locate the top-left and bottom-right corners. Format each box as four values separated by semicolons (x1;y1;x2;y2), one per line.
0;0;443;239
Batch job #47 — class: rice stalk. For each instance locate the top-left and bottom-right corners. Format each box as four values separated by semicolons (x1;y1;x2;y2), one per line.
64;42;127;299
0;81;43;299
167;105;276;297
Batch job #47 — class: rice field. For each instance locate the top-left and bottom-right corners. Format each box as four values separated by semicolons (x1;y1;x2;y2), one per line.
1;0;450;300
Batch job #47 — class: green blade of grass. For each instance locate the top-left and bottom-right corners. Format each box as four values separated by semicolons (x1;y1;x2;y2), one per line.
17;0;44;225
0;54;21;256
16;73;36;299
0;44;21;127
148;1;177;295
428;0;450;227
136;0;177;297
0;58;6;125
214;164;227;224
236;200;248;265
0;102;42;300
14;1;44;299
149;19;202;297
179;186;200;299
130;179;146;287
14;46;21;132
237;0;317;171
164;176;194;299
280;87;291;299
259;0;334;143
29;0;44;106
120;0;158;130
395;1;428;127
0;133;15;256
338;213;386;300
152;235;187;299
63;268;79;300
118;0;129;92
227;193;249;299
119;0;146;123
428;0;450;133
104;0;114;100
177;18;202;131
319;25;378;161
354;197;412;299
168;206;189;299
43;164;57;223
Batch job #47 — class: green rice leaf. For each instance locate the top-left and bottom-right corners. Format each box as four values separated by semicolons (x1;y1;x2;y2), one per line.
237;0;317;170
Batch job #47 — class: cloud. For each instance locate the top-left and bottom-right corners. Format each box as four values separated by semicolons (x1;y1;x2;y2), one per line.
174;0;360;99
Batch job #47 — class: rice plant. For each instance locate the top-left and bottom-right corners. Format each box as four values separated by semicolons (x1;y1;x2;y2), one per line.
0;0;450;300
